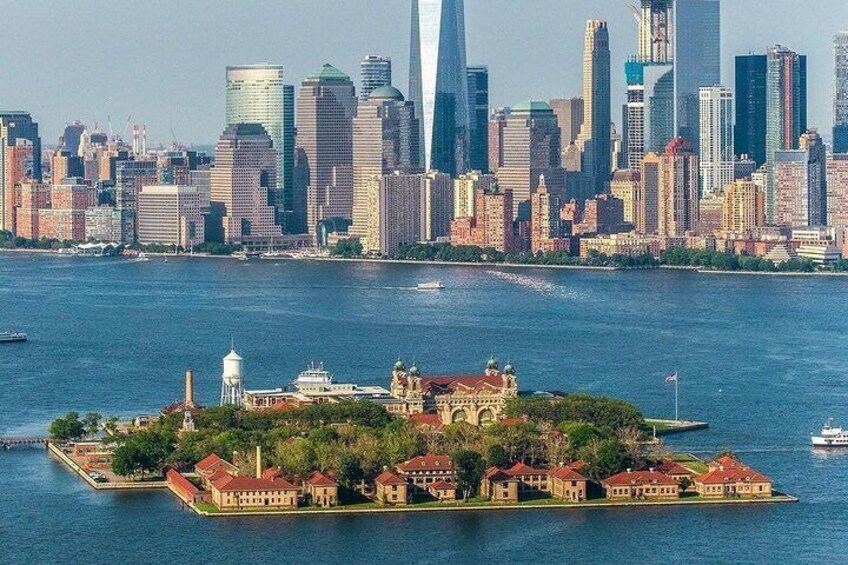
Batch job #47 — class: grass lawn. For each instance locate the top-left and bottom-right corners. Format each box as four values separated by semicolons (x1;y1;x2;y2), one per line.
670;453;709;474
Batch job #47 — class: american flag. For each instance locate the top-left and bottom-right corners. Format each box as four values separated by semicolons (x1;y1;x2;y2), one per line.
665;372;678;383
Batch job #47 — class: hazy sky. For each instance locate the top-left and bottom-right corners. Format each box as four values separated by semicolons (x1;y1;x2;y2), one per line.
4;0;848;146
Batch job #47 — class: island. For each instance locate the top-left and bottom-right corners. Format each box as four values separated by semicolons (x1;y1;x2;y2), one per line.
45;354;795;516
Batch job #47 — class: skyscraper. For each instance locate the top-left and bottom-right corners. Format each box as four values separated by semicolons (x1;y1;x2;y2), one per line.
496;101;564;217
209;124;282;245
0;112;41;233
735;55;768;167
637;0;673;64
699;86;734;196
466;65;489;173
834;33;848;154
765;46;807;222
722;179;765;233
296;64;357;234
643;63;675;154
487;108;509;173
409;0;470;176
657;138;699;236
637;153;660;234
226;64;295;231
550;98;584;152
774;129;827;227
351;86;420;240
577;20;612;195
673;0;721;153
360;55;392;102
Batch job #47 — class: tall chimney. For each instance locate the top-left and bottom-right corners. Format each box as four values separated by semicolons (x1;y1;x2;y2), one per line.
256;445;262;479
185;370;194;407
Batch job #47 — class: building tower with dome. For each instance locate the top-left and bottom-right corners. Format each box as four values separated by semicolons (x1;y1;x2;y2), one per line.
220;347;244;407
389;356;518;426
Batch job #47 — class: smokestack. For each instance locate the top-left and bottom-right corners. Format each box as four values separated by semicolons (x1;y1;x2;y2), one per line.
256;445;262;479
185;370;194;407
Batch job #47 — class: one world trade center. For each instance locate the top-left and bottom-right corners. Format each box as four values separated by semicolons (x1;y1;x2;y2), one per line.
409;0;470;177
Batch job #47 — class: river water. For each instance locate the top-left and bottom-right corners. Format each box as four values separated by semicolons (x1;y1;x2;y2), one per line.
1;254;846;564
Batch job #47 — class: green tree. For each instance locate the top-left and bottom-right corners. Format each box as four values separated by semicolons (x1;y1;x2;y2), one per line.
48;412;86;441
452;449;486;500
557;421;604;452
579;438;636;482
485;444;510;468
112;430;174;479
274;439;317;476
82;412;102;437
337;452;365;488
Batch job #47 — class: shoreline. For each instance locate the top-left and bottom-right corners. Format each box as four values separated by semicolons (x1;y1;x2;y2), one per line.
6;247;848;277
188;494;798;518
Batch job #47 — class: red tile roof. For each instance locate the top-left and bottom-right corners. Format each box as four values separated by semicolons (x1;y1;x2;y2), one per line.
307;471;339;487
208;468;233;484
505;462;547;476
710;455;745;470
429;480;455;490
567;460;588;472
212;475;298;492
696;467;771;485
397;455;453;473
654;460;693;476
409;413;445;430
602;471;678;487
484;467;516;482
375;471;407;486
420;374;506;394
196;454;225;472
166;468;200;496
549;466;587;481
262;467;284;480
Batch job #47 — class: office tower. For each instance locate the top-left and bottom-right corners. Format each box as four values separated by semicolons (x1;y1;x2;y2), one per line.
610;169;640;225
550;98;584;151
38;179;95;241
487;108;509;173
734;157;757;181
497;101;564;217
834;33;848;154
450;184;516;253
364;172;422;255
657;138;699;236
209;124;282;245
409;0;470;176
722;179;765;233
420;171;454;241
61;122;86;156
467;65;489;172
765;46;807;222
114;160;157;239
699;86;734;196
637;0;673;64
577;20;612;194
360;55;392;101
530;178;565;253
637;153;660;234
827;155;848;230
673;0;721;153
0;112;41;232
14;182;50;239
351;86;421;238
226;64;295;231
137;186;205;248
453;172;495;218
52;150;85;186
774;129;827;227
85;207;125;243
297;64;357;234
735;55;768;167
624;60;646;170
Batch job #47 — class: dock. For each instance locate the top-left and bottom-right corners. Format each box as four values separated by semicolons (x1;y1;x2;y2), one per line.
2;437;47;449
644;419;709;436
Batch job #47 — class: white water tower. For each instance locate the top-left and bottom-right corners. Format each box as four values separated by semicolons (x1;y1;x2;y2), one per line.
220;347;244;406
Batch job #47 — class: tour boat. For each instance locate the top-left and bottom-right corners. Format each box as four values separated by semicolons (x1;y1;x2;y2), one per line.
135;253;150;262
811;419;848;447
0;332;27;344
417;281;445;291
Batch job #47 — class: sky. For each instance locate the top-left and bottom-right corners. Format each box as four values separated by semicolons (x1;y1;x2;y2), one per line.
3;0;848;146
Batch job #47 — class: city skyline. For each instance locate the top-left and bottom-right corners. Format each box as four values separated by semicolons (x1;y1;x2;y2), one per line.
4;0;848;145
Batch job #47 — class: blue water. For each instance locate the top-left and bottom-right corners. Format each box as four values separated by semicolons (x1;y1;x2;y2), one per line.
1;254;847;564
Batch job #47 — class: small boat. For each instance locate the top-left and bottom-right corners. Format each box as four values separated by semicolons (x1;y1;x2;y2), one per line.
812;419;848;447
234;252;249;261
417;281;445;291
0;332;27;343
135;253;150;262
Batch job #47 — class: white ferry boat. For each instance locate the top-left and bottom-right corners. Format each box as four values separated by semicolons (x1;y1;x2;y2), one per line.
0;332;27;343
417;281;445;291
811;419;848;447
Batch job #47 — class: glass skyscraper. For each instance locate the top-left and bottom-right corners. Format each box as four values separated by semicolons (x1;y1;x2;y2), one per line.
674;0;721;153
226;64;295;231
466;65;489;172
577;19;612;194
834;32;848;154
409;0;470;177
360;55;392;102
735;55;768;167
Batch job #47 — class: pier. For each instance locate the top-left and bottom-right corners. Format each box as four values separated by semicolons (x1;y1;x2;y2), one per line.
2;437;48;449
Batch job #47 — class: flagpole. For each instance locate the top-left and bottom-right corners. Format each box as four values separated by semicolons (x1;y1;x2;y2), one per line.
675;375;679;422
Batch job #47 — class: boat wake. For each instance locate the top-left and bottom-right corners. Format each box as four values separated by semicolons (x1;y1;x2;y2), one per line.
486;270;582;298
